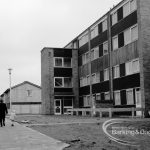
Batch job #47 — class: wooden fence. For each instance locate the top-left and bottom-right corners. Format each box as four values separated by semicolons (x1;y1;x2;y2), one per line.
67;107;145;118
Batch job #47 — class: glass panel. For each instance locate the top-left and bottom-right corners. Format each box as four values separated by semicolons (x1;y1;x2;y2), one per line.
130;0;137;12
114;91;121;105
91;50;94;61
102;19;107;32
55;78;63;87
132;59;139;73
64;77;72;88
64;100;72;106
124;28;131;45
123;2;130;18
103;41;108;55
112;36;118;50
131;25;138;41
55;58;62;67
112;12;117;25
105;92;110;100
96;94;101;101
126;89;134;105
55;100;60;106
64;58;71;67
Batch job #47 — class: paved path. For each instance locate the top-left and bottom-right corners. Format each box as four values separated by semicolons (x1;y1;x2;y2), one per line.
0;119;69;150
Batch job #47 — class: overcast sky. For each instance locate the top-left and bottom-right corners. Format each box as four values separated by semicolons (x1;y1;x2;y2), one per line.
0;0;121;94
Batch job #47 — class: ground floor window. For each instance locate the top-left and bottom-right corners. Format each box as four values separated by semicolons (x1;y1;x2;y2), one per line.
114;91;121;105
126;89;134;105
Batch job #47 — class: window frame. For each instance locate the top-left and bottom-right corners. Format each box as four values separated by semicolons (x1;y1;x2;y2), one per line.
54;77;64;87
114;90;121;105
104;68;109;81
112;35;118;50
113;65;120;78
103;41;108;55
54;57;72;68
126;88;134;105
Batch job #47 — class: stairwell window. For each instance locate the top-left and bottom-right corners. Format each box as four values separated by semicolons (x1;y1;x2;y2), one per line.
64;77;72;88
54;58;63;67
64;58;71;67
54;77;63;87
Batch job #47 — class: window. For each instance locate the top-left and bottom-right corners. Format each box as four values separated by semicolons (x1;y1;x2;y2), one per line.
126;59;139;75
104;68;109;81
64;77;72;88
91;49;94;61
55;78;63;87
135;88;141;106
112;36;118;50
54;57;71;68
73;42;77;49
94;46;99;59
105;92;110;100
113;65;120;78
96;94;101;101
85;52;90;63
132;59;139;73
92;74;96;84
82;54;86;65
27;90;32;97
83;95;90;107
83;77;87;86
79;34;88;47
80;78;83;87
130;0;137;12
96;72;100;83
102;19;107;32
91;26;98;39
126;61;132;75
114;91;121;105
103;41;108;55
112;12;117;25
123;2;130;18
54;58;63;67
124;28;131;45
87;75;90;85
126;89;134;105
131;25;138;41
64;58;71;67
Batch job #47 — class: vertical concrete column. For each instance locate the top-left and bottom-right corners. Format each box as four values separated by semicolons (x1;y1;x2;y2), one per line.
72;49;79;108
41;48;54;115
107;11;114;103
137;0;150;116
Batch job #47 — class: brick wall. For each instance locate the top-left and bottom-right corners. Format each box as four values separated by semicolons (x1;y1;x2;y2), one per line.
41;48;54;114
138;0;150;114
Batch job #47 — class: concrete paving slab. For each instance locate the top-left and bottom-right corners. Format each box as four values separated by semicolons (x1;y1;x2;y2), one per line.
0;119;69;150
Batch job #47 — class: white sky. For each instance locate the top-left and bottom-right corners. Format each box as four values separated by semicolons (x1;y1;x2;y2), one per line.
0;0;121;94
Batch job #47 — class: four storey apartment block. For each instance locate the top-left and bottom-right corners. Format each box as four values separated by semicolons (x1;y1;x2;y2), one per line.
41;0;150;116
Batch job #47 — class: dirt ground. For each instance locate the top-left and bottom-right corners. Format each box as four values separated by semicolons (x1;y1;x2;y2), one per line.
15;115;150;150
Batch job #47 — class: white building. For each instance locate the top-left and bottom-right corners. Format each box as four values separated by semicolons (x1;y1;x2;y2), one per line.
1;81;41;114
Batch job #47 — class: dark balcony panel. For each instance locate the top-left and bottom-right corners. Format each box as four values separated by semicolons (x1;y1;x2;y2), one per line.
54;48;72;57
98;22;102;34
117;7;123;21
99;44;103;57
54;68;72;77
120;90;127;105
113;73;140;91
78;55;82;66
90;31;108;49
120;63;125;77
79;86;90;96
111;11;137;37
78;43;89;56
118;32;124;48
92;81;109;93
54;88;73;93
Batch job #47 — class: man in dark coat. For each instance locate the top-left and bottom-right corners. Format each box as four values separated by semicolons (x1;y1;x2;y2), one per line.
0;99;8;127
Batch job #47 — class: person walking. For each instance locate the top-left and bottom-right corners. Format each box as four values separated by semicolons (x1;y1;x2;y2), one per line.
0;99;8;127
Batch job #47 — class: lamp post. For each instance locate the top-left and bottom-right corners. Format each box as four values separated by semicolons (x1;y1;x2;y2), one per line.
8;68;12;113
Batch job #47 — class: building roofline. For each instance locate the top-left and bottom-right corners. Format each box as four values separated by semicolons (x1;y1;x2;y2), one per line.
64;0;124;48
41;47;78;53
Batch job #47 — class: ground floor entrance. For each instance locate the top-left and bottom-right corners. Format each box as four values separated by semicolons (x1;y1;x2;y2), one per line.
54;98;73;115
